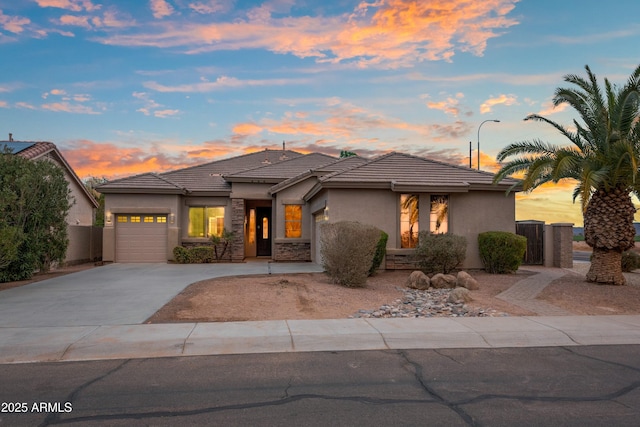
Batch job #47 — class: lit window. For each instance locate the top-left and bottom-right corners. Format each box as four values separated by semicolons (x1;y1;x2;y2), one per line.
188;207;225;237
157;216;167;223
248;209;255;244
400;194;418;248
262;217;269;239
144;216;154;223
284;205;302;238
430;195;449;234
131;216;141;223
117;216;128;223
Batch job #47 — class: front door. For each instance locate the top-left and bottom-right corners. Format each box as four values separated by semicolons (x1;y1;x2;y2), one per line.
256;207;272;256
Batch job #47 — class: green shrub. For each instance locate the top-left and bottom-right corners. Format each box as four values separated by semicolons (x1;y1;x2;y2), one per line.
320;221;381;287
368;230;388;276
173;246;190;263
172;246;215;263
622;250;640;272
478;231;527;274
413;232;467;274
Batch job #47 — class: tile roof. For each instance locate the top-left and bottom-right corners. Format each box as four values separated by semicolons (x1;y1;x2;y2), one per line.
95;172;186;194
225;152;338;182
99;149;303;193
317;152;520;191
268;155;368;194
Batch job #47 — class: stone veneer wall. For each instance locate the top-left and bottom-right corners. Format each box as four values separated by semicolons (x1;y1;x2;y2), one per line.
384;250;419;270
274;241;311;262
552;223;573;268
231;199;245;262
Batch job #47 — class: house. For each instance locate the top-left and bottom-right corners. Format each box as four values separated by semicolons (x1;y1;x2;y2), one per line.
97;147;520;268
0;141;101;264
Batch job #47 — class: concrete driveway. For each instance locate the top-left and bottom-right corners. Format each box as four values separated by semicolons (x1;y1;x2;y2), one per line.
0;262;323;328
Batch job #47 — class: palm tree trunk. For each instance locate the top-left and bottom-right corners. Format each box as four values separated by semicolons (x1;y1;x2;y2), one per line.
586;248;625;285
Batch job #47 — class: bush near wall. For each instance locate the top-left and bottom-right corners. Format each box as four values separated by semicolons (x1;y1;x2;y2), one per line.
412;232;467;274
320;221;381;287
478;231;527;274
369;230;389;275
621;250;640;272
173;246;215;263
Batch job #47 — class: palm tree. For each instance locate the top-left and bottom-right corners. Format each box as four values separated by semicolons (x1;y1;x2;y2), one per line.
493;64;640;285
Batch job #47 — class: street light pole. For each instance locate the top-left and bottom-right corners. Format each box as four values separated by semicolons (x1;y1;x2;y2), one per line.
477;119;500;170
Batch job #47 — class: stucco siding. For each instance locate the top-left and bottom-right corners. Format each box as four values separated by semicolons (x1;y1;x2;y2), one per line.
449;191;516;268
229;182;273;199
326;189;398;243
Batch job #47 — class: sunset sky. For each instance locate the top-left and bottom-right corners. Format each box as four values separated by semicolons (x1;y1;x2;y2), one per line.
1;0;640;226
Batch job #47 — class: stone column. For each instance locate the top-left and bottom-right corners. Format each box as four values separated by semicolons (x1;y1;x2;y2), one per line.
231;199;245;262
552;223;573;268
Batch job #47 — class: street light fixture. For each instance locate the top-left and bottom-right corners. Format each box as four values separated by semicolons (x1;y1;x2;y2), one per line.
477;119;500;170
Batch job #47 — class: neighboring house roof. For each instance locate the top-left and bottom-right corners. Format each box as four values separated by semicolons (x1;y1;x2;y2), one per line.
305;151;522;200
224;153;338;183
98;148;304;194
0;141;99;208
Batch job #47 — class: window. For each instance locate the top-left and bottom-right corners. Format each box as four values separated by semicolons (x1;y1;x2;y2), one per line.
400;194;419;248
430;195;449;234
144;216;154;223
188;207;225;237
284;205;302;238
157;216;167;223
131;216;141;223
117;215;128;223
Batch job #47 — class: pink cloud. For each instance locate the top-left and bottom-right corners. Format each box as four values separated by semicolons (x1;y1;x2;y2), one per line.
480;94;517;114
42;101;100;114
97;0;520;68
0;10;31;34
57;14;92;29
150;0;175;19
536;100;570;116
143;76;310;93
35;0;100;12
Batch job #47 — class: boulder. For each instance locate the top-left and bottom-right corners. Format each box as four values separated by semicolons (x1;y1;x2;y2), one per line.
406;271;430;290
448;287;473;303
456;271;479;290
431;273;457;289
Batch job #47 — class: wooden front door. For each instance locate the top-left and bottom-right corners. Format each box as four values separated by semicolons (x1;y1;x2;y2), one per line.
256;207;272;256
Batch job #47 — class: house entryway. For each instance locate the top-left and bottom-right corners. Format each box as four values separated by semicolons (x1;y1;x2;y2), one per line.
243;201;273;258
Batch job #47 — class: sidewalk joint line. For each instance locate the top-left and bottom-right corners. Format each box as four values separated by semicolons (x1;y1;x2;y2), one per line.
284;320;296;351
181;323;198;354
60;325;100;361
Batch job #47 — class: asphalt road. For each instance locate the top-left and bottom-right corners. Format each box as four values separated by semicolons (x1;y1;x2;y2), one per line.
573;251;592;262
1;346;639;426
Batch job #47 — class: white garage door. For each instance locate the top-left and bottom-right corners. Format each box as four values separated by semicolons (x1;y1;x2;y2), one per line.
115;214;168;263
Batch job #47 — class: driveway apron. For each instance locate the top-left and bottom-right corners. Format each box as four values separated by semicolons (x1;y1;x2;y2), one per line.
0;263;323;328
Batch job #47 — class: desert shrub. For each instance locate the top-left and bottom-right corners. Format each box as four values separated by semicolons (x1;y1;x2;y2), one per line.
478;231;527;274
173;246;190;263
622;250;640;272
172;246;215;263
210;228;235;262
413;232;467;274
320;221;381;287
368;230;388;276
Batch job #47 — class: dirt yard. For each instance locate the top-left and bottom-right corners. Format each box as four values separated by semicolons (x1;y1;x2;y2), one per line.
147;266;640;323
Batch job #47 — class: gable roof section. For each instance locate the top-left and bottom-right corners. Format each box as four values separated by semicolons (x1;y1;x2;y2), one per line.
1;141;99;208
305;152;521;200
269;155;368;195
99;148;303;194
225;152;338;183
95;172;187;194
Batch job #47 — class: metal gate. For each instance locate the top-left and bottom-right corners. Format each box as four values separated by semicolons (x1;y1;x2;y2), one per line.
516;221;544;265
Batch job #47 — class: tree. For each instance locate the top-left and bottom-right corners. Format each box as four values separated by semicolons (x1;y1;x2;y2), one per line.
83;177;108;226
0;151;72;282
493;64;640;285
339;150;357;158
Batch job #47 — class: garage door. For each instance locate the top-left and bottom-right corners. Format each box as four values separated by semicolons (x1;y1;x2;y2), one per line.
115;214;168;263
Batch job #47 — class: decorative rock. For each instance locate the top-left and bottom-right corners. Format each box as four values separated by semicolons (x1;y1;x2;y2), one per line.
350;287;507;319
456;271;479;290
406;270;430;290
448;287;473;303
431;273;457;289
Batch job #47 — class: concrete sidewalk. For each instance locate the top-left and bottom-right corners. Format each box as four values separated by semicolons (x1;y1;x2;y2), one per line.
1;315;640;364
